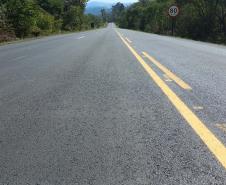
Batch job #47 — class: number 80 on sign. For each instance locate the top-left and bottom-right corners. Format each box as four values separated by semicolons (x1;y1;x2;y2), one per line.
168;5;180;17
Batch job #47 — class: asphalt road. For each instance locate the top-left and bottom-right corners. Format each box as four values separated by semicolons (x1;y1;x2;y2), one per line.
1;23;226;185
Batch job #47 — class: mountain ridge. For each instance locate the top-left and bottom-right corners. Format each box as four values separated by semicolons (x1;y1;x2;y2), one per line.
85;1;113;15
85;1;132;15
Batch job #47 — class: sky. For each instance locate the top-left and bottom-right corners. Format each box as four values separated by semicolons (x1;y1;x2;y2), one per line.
89;0;138;3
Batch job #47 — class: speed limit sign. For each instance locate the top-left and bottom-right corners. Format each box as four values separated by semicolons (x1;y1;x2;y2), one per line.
168;5;180;17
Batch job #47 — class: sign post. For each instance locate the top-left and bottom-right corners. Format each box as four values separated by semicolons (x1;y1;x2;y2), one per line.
168;5;180;36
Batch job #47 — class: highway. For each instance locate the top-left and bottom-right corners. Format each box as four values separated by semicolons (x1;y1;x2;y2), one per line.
1;23;226;184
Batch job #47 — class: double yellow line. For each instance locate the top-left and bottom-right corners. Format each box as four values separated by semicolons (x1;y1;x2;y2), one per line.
115;29;226;169
142;52;192;90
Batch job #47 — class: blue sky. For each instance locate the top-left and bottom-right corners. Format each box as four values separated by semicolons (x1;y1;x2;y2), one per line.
89;0;138;3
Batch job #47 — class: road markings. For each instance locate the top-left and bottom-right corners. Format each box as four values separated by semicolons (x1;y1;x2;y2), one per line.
11;56;27;61
125;37;132;43
216;124;226;133
77;36;85;39
142;52;192;90
163;74;173;82
115;29;226;169
193;106;204;110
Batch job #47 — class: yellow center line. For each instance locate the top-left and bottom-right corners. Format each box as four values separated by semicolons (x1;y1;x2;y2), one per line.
115;29;226;169
142;52;192;90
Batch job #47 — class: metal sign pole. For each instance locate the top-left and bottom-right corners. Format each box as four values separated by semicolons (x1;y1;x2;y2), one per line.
171;19;174;36
168;5;179;36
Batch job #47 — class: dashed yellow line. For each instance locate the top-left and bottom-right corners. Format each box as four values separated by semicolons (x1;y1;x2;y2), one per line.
115;29;226;169
142;52;192;90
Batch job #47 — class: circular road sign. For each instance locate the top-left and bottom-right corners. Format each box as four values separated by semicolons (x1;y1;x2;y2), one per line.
168;5;180;17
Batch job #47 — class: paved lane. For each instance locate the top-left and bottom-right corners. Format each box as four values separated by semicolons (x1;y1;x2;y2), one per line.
118;28;226;151
0;24;226;184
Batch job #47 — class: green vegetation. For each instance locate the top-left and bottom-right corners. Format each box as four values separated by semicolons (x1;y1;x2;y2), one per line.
113;0;226;44
0;0;105;42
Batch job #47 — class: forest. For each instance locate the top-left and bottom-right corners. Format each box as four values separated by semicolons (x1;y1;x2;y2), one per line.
0;0;105;42
111;0;226;44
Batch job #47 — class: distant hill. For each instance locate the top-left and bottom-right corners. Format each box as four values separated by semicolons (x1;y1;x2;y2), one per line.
85;1;113;15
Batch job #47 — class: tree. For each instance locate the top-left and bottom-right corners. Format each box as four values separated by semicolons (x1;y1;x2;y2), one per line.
113;0;226;43
37;0;64;18
100;9;107;22
216;0;226;37
6;0;37;37
64;0;88;11
112;2;125;23
0;4;8;31
0;0;97;42
63;5;83;31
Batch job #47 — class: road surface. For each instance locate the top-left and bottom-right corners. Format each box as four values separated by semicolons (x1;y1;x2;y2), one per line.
1;24;226;185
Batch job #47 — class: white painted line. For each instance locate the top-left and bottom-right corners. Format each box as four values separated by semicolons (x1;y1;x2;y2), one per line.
193;106;204;110
77;36;85;39
125;37;132;43
165;79;173;82
216;123;226;133
11;56;27;61
163;74;173;82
